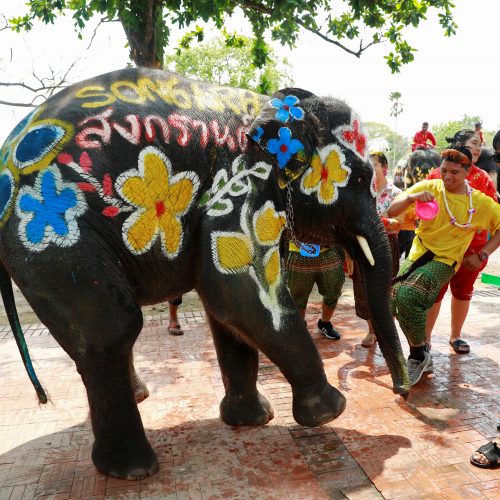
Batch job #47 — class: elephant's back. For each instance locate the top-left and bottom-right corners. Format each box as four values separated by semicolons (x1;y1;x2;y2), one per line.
0;67;267;298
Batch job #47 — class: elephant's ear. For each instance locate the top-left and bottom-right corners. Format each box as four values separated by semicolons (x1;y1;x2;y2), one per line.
247;88;319;188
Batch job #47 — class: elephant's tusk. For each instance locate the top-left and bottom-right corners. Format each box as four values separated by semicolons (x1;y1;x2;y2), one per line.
356;235;375;266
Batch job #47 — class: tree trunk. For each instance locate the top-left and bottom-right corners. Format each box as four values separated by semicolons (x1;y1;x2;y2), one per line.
119;0;164;68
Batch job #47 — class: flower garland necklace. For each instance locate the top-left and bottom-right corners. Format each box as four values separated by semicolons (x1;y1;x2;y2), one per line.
442;179;475;228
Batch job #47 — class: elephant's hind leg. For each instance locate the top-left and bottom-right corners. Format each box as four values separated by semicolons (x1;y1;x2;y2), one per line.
27;271;158;480
206;311;273;426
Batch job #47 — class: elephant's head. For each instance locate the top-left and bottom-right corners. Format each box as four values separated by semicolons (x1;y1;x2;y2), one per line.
405;148;441;188
248;88;409;395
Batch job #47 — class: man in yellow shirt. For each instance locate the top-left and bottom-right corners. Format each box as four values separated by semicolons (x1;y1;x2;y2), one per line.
388;147;500;386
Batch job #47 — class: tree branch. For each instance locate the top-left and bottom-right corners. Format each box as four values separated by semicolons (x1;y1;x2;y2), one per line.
0;59;80;107
239;0;379;57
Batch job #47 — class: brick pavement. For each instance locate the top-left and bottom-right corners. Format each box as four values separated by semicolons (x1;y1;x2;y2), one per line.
0;258;499;499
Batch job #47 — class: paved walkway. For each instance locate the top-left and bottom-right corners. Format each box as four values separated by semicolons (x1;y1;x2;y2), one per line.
0;257;499;499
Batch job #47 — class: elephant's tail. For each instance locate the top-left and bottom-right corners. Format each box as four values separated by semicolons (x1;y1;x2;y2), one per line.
0;262;48;404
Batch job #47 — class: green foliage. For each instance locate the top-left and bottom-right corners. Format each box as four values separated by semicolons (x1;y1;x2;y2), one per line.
432;115;492;150
9;0;458;72
365;121;410;170
165;34;293;95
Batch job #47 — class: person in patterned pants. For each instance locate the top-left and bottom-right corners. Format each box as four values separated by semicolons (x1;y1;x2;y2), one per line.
388;147;500;386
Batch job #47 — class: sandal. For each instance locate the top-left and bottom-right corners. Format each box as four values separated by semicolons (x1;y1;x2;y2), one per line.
361;332;377;347
470;441;500;469
168;324;184;336
449;338;470;354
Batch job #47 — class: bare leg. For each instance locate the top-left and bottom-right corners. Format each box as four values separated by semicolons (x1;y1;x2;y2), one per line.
425;301;442;345
450;297;470;341
167;302;184;335
321;302;334;322
168;303;179;324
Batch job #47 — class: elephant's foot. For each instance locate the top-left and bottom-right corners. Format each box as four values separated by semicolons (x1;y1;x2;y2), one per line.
92;439;159;480
293;384;346;427
220;391;274;426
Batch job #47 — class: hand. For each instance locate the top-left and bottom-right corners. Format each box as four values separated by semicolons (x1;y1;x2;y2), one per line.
461;253;483;271
382;217;401;233
409;191;435;203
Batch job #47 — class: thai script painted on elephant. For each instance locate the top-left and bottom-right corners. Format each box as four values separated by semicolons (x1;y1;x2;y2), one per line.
300;144;351;205
75;108;250;152
75;76;263;116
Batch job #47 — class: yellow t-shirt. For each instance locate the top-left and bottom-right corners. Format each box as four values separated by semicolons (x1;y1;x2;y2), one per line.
398;179;500;269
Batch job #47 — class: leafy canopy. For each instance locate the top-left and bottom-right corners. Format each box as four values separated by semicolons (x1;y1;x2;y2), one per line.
9;0;458;72
432;115;492;150
165;32;293;95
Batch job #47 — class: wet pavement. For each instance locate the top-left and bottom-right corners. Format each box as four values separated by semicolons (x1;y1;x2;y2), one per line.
0;255;499;499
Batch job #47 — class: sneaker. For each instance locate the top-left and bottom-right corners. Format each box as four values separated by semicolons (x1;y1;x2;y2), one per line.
407;351;432;386
361;332;377;347
424;354;434;373
317;319;341;340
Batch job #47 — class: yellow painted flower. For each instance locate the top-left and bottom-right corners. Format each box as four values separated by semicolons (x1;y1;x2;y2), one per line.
264;248;280;285
212;232;253;274
118;146;199;257
254;202;286;246
301;144;351;205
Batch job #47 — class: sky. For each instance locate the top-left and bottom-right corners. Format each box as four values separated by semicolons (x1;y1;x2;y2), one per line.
0;0;499;145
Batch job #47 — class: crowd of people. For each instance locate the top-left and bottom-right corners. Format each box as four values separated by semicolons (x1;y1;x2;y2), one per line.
167;124;500;469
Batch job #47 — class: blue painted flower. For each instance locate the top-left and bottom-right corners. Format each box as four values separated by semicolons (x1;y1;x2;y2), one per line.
251;126;264;143
0;170;14;220
270;95;304;122
267;127;304;169
16;166;87;251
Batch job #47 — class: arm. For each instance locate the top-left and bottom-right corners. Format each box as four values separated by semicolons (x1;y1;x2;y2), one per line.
428;132;437;147
387;190;435;217
462;229;500;270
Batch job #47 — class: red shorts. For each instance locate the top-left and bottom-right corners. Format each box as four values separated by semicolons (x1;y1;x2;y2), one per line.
434;246;487;302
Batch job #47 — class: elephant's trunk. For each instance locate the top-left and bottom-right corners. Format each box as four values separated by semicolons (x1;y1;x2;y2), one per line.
357;218;410;395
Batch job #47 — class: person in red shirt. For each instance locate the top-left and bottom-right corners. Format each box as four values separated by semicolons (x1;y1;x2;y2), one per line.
425;129;498;353
411;122;437;152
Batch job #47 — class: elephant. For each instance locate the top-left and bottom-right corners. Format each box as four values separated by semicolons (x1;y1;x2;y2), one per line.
404;147;441;188
0;67;409;480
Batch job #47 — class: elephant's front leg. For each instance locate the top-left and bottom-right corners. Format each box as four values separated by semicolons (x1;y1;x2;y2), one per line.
207;311;273;425
199;282;346;428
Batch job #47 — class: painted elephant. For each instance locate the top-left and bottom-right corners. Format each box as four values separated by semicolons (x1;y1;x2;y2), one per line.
0;68;409;480
404;147;441;188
